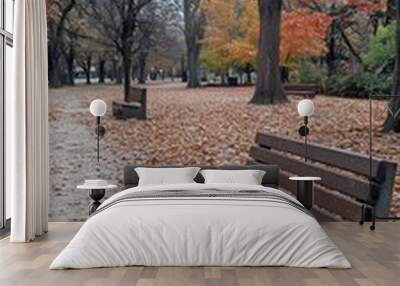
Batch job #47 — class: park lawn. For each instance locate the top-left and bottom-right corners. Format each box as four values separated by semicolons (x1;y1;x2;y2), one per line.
53;82;400;215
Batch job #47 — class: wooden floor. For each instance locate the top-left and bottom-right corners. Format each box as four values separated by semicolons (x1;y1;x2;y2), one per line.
0;222;399;286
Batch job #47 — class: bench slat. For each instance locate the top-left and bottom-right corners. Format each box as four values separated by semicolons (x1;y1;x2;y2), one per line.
250;146;375;203
311;206;341;221
113;101;141;108
256;133;383;178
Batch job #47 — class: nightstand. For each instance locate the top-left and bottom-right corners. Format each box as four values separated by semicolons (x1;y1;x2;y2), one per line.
289;177;321;210
77;183;117;215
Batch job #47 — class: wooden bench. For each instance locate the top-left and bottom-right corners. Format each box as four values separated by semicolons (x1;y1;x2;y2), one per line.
248;132;397;221
112;87;147;120
284;84;321;98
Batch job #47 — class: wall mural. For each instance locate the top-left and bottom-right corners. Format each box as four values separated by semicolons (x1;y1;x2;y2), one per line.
46;0;400;222
364;95;400;229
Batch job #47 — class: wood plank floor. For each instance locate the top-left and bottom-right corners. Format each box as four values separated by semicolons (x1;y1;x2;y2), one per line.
0;222;399;286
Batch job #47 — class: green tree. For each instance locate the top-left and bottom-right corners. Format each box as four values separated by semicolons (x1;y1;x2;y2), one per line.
383;0;400;132
363;23;396;71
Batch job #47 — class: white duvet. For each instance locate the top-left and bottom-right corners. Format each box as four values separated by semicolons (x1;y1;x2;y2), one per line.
50;183;351;269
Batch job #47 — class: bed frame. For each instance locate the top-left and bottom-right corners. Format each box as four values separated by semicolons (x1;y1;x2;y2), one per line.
123;165;280;189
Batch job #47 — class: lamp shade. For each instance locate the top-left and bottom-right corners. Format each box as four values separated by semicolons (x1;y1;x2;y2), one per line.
297;99;315;117
90;99;107;117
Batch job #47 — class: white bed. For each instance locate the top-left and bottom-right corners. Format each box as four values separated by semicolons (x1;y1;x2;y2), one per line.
50;183;351;269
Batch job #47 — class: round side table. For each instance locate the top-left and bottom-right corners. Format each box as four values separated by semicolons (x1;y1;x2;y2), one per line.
289;177;321;210
77;184;117;215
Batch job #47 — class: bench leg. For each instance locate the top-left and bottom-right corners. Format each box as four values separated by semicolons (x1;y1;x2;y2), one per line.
370;206;376;231
359;204;365;225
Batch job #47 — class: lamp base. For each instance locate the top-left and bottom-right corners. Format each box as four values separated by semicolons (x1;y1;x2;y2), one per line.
95;125;106;137
298;125;309;137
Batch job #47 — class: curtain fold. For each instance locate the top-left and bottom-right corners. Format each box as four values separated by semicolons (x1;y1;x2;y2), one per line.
9;0;49;242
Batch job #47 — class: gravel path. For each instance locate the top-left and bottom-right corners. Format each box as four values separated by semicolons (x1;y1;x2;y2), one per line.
49;88;118;221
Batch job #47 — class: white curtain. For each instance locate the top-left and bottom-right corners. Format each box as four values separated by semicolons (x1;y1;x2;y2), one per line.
8;0;49;242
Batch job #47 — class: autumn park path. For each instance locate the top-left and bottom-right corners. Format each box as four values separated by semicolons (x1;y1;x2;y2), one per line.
49;87;119;221
49;82;400;220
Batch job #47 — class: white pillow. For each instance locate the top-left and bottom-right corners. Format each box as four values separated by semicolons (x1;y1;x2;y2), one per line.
200;169;266;185
135;167;200;186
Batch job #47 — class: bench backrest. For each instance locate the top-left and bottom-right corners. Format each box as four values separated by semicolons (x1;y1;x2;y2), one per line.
126;87;147;105
112;87;147;120
249;132;397;221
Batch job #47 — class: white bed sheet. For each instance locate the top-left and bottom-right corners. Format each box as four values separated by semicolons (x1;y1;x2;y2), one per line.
50;183;351;269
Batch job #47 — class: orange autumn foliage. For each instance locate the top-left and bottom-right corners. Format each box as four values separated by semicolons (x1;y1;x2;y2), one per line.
201;0;258;71
281;10;332;64
344;0;386;13
203;0;333;70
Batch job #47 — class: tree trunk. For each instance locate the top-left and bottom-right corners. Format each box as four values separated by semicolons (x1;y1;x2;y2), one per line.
280;66;289;83
180;55;187;82
47;1;77;88
110;59;116;82
246;63;252;84
48;21;63;88
383;0;400;132
393;0;400;96
326;18;338;77
250;0;286;104
221;73;225;85
187;46;200;87
98;58;106;84
385;0;396;25
183;0;204;88
138;53;147;84
85;54;92;85
111;58;122;84
65;44;75;85
122;50;132;102
131;64;137;81
116;65;123;84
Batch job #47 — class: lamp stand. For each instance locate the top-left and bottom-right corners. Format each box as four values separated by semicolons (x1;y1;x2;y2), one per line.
298;116;309;162
96;117;100;163
358;94;400;231
94;117;106;163
304;116;308;162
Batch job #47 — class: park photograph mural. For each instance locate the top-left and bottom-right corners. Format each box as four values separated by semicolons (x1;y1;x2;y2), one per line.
46;0;400;221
